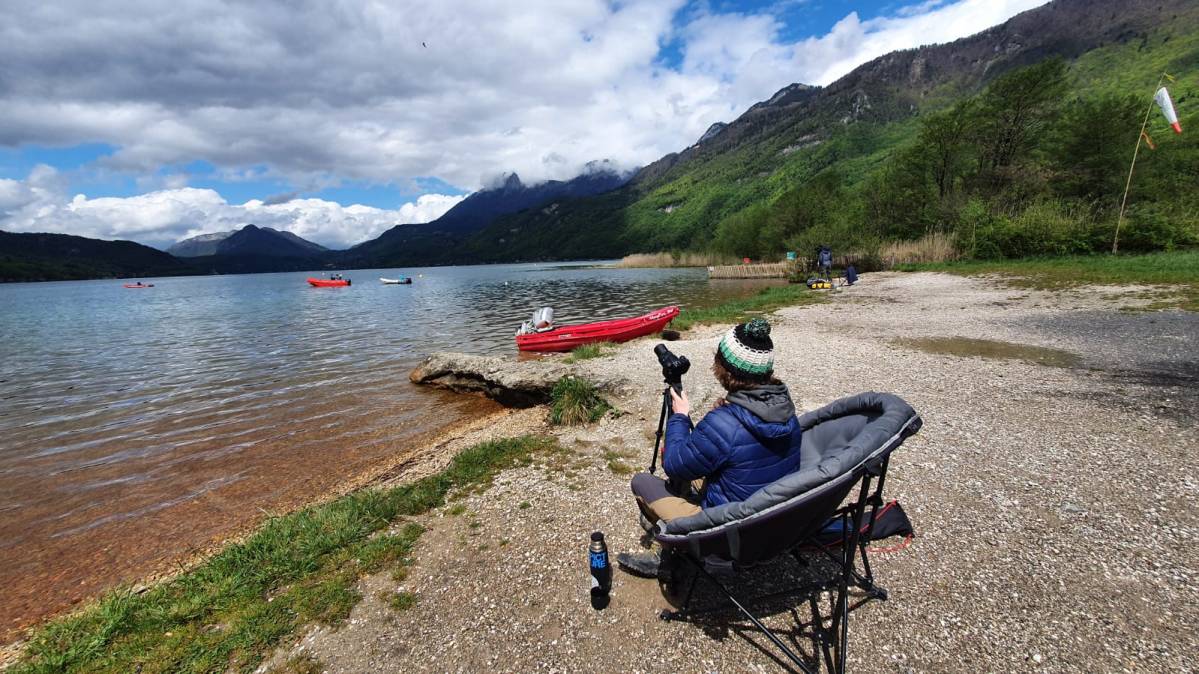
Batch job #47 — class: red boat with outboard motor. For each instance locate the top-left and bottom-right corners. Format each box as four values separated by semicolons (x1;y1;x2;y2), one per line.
515;306;679;352
307;276;351;287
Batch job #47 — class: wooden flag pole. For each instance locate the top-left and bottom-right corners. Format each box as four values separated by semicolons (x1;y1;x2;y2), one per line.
1112;74;1166;254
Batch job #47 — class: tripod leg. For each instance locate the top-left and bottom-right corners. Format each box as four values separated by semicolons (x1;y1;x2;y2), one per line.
649;387;672;474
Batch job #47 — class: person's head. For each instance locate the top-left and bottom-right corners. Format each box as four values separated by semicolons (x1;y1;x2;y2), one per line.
713;318;780;391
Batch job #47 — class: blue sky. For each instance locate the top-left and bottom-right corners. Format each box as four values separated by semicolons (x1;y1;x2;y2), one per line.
0;0;1047;248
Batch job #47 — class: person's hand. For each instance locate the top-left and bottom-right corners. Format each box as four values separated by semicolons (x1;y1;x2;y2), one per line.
669;387;690;416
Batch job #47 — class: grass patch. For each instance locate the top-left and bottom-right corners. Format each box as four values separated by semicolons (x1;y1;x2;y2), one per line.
564;342;615;363
445;503;467;516
672;284;826;331
602;449;638;475
265;653;324;674
386;592;417;612
13;435;560;674
898;251;1199;311
518;501;531;510
548;376;612;426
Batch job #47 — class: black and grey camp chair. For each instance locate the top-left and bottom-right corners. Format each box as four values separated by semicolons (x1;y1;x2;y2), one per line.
648;392;921;673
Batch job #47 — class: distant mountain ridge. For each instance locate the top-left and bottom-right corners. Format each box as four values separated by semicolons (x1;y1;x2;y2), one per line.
340;162;635;266
170;225;327;258
166;230;233;257
422;163;634;234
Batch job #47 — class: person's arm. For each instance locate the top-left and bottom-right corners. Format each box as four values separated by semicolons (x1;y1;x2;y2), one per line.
663;392;729;481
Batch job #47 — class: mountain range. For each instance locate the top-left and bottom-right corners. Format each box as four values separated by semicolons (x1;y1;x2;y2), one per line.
168;225;328;258
4;0;1196;281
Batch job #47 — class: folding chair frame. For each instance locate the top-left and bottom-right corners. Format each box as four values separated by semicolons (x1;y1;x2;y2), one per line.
659;455;894;673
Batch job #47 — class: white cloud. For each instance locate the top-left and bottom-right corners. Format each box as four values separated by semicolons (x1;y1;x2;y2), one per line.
0;0;1049;245
0;166;464;249
787;0;1051;86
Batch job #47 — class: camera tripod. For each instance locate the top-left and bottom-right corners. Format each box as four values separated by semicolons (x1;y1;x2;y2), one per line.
649;382;682;474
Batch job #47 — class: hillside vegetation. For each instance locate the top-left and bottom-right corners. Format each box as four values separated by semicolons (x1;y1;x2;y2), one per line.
0;231;199;282
464;0;1199;264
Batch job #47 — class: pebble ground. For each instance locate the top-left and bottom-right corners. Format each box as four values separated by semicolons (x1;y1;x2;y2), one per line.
259;272;1198;674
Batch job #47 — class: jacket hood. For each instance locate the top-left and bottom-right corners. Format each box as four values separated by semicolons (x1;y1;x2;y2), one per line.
726;384;797;439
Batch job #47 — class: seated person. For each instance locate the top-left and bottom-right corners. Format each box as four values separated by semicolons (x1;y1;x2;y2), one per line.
619;318;802;576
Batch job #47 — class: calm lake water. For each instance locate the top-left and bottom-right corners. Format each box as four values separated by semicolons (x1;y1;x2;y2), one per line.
0;262;780;636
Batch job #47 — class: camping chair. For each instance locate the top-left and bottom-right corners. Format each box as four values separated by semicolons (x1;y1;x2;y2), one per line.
647;392;921;673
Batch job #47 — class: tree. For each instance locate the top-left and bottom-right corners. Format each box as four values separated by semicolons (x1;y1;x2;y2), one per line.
1049;93;1142;204
919;100;977;200
862;146;938;239
761;170;846;251
974;59;1068;180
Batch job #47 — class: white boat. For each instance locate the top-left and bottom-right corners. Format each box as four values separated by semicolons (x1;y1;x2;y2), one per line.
380;277;412;285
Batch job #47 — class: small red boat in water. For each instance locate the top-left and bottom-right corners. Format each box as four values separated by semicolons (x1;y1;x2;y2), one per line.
515;306;679;352
307;277;351;287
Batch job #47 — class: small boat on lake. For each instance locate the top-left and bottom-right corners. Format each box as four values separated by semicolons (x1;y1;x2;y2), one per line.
515;306;680;352
380;277;412;285
308;277;351;287
123;283;154;288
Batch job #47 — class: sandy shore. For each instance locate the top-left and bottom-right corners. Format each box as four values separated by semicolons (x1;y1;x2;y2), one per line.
243;272;1194;672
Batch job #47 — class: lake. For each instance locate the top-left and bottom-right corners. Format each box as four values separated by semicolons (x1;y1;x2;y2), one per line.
0;262;780;637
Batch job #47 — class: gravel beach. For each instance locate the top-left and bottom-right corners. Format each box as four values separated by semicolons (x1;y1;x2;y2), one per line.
259;271;1198;673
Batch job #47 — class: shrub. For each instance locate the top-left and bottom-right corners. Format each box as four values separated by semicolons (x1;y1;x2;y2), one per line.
1119;203;1199;253
548;377;611;426
972;199;1096;258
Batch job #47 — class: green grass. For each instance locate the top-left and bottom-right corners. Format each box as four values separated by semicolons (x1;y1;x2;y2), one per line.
264;653;324;674
602;449;638;475
672;284;826;331
548;377;612;426
564;342;615;363
898;250;1199;311
13;435;561;674
386;592;417;612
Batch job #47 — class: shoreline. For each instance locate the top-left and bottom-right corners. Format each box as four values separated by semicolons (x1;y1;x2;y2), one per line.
9;271;1199;672
0;393;510;665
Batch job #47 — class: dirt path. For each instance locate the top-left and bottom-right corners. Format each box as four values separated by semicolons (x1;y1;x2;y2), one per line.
260;272;1198;673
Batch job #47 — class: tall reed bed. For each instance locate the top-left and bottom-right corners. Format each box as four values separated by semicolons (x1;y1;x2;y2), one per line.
879;232;962;267
616;251;739;268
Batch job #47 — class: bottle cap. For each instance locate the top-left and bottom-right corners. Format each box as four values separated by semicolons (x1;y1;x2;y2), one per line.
590;531;604;541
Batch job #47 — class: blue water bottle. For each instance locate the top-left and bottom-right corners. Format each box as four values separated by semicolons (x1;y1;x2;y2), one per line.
589;531;611;609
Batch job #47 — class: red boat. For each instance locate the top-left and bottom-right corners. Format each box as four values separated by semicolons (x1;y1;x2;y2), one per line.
123;283;153;288
307;277;351;287
515;306;680;352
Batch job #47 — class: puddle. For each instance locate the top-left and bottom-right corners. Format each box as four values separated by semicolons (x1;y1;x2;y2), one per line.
892;337;1081;368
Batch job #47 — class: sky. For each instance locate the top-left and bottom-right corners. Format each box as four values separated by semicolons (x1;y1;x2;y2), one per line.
0;0;1050;250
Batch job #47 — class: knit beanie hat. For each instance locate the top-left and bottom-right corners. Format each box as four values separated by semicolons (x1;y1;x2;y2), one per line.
716;318;774;382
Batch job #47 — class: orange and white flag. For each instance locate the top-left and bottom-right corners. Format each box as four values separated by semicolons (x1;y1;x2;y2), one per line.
1154;86;1182;134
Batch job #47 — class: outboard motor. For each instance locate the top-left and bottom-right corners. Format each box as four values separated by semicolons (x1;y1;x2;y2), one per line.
531;307;554;330
517;307;555;336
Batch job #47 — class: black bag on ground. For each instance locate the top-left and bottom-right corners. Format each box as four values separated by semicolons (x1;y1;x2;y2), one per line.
810;500;914;548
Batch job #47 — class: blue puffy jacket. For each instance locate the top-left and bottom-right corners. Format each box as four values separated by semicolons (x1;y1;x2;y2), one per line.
663;385;803;508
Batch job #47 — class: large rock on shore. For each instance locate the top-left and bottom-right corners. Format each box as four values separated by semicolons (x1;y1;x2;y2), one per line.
410;352;621;407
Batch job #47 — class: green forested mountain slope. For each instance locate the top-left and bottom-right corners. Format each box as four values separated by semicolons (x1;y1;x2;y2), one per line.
463;0;1199;262
0;231;200;282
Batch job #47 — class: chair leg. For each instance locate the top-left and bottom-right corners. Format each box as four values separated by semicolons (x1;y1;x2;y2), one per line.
664;555;820;674
809;593;836;673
